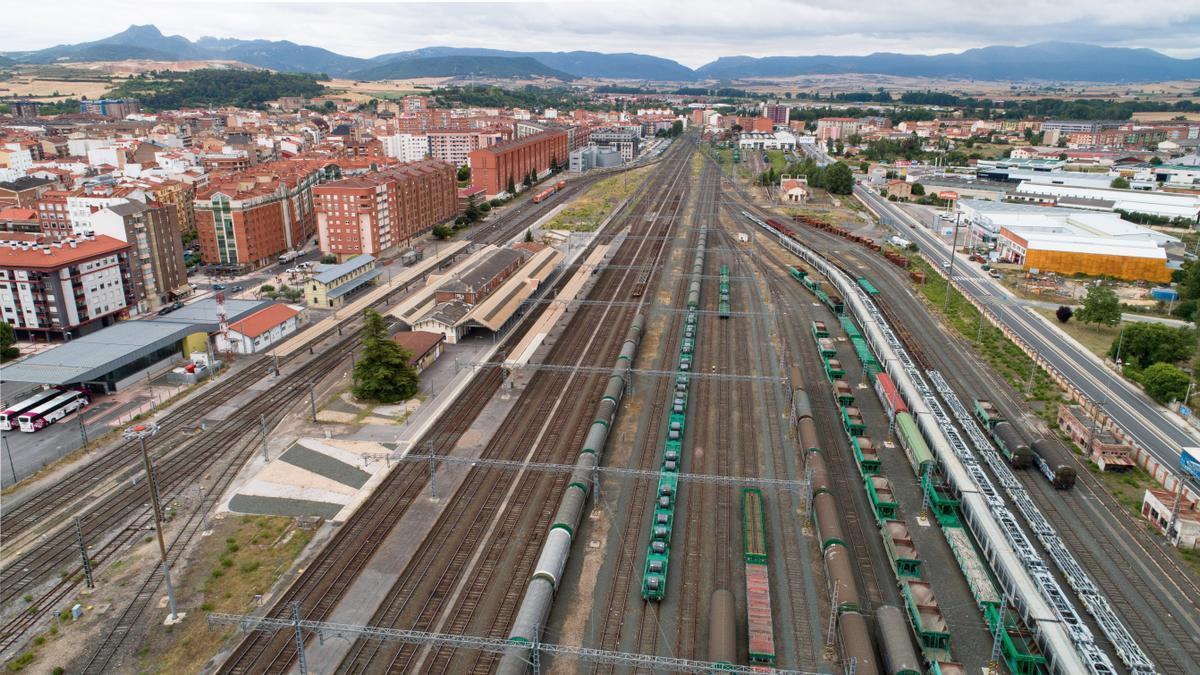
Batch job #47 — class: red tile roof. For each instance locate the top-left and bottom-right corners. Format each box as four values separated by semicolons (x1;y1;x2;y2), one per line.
228;303;302;339
392;330;444;362
0;235;130;269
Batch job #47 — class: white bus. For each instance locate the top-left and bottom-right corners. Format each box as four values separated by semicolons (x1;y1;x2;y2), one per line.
0;388;63;431
17;390;89;433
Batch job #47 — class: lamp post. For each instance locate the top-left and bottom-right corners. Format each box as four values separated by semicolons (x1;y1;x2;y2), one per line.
124;423;180;622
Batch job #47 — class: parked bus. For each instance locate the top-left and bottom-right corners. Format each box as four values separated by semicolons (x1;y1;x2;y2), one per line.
0;388;63;431
17;390;89;432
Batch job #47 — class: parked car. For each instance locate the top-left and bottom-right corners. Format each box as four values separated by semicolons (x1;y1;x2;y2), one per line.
212;284;226;291
232;285;245;293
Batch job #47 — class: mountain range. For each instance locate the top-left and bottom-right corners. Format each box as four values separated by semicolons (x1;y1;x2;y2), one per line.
4;25;1199;83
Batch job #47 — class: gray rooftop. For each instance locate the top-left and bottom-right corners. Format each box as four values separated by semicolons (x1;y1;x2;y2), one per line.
441;249;528;295
154;298;272;329
418;300;471;326
314;254;376;285
0;298;269;386
0;321;197;385
107;200;148;217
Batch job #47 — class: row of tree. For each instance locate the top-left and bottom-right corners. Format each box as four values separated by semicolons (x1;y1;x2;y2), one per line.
109;69;326;111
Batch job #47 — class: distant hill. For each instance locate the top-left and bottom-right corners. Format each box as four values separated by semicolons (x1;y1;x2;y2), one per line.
696;42;1200;82
5;27;1200;83
368;47;696;81
195;37;367;76
350;55;575;81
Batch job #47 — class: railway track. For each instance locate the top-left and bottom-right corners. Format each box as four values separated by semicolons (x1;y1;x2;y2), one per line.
365;144;695;675
1;324;368;658
733;222;822;669
730;180;1200;669
216;139;696;674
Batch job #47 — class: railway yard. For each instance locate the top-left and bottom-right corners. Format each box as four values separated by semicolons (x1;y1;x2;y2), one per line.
1;134;1199;674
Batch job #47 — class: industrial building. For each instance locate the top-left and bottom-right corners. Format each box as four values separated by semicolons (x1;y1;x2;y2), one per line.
569;145;623;173
957;199;1178;282
0;298;269;392
1009;181;1200;221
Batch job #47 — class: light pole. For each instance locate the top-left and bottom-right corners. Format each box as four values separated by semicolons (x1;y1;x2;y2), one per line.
125;423;181;622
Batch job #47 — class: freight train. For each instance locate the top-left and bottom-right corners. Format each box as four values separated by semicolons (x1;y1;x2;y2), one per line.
741;488;776;664
791;369;882;674
1031;438;1077;489
755;210;1106;673
498;315;645;674
642;227;708;600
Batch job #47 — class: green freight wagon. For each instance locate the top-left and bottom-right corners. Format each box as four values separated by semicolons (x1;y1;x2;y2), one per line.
742;488;768;564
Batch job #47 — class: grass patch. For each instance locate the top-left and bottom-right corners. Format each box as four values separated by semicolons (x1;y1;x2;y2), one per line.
1032;308;1119;359
909;256;1064;424
1094;465;1156;519
543;165;653;232
148;515;313;673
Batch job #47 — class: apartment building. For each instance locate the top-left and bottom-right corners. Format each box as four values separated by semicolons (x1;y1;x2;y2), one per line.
193;160;323;268
0;234;135;340
468;130;569;197
314;158;456;259
428;130;503;166
83;200;188;311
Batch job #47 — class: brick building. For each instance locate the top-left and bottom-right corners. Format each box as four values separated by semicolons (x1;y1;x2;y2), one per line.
468;130;569;198
0;234;135;340
193;160;323;268
314;158;456;259
84;200;188;311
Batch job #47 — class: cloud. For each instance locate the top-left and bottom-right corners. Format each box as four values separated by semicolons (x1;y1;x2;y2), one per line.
5;0;1200;66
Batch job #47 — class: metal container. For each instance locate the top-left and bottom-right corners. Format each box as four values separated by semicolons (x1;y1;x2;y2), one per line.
708;589;736;665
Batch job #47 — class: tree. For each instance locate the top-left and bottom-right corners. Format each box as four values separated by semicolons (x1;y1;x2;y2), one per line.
1110;176;1130;189
1075;285;1121;326
0;321;16;362
322;100;336;112
1140;362;1190;403
1109;322;1196;369
1149;156;1163;166
911;183;926;196
352;309;419;404
524;229;534;243
464;195;482;223
523;172;533;188
507;175;516;194
1055;305;1073;323
824;163;854;195
432;224;454;239
321;254;338;264
457;165;470;182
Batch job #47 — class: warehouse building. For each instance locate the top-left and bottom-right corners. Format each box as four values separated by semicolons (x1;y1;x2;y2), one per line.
958;199;1178;282
1009;181;1200;222
0;298;269;392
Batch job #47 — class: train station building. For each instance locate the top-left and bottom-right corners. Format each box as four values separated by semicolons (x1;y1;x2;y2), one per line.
394;243;562;343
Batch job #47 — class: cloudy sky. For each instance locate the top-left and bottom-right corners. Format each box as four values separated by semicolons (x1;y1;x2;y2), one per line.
8;0;1200;67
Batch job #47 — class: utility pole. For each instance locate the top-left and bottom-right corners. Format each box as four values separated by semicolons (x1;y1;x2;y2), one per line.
943;211;960;313
75;517;94;589
125;423;181;622
308;382;317;421
2;434;17;486
259;414;270;461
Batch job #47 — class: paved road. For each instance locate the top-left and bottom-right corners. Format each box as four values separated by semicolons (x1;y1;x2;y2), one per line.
856;185;1200;471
